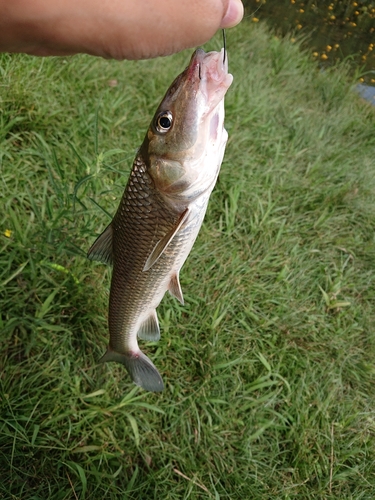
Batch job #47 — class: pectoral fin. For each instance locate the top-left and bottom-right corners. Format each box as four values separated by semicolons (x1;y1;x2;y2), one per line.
169;273;184;305
143;208;189;272
87;223;113;265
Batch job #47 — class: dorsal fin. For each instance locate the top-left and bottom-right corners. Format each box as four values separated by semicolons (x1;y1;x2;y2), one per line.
143;208;189;272
169;273;184;305
87;223;113;265
137;310;160;341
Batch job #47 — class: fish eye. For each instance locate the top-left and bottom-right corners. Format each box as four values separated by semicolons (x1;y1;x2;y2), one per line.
155;111;173;133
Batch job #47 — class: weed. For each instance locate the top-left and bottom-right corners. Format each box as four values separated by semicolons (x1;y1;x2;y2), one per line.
1;21;375;499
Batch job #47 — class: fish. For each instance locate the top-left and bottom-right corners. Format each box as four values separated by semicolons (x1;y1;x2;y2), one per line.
88;46;233;392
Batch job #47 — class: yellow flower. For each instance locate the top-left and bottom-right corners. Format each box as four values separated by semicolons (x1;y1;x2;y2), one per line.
4;229;12;238
252;17;259;22
330;15;336;20
321;53;328;60
312;51;319;57
297;23;303;29
359;77;364;82
326;45;332;52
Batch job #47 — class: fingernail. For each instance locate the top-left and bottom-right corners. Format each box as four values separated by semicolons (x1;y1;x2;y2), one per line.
221;0;244;28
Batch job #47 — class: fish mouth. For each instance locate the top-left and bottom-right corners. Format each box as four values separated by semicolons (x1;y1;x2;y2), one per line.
187;48;233;110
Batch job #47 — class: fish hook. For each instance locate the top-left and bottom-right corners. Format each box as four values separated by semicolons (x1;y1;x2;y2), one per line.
222;29;227;64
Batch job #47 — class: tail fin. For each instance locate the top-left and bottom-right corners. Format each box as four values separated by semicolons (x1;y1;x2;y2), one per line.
100;348;164;392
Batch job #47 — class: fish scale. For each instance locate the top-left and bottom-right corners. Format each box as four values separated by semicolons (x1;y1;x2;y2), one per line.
88;47;233;391
109;153;183;339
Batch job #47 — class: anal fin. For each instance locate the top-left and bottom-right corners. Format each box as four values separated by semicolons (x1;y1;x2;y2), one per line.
143;208;189;272
87;223;113;265
137;310;160;341
169;272;184;305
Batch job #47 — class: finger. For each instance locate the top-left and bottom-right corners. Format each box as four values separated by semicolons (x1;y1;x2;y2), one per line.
0;0;244;59
100;0;244;59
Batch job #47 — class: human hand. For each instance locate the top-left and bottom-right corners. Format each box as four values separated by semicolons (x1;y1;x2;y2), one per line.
0;0;243;59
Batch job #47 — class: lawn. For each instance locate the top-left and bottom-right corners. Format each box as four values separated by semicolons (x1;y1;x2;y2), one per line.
1;21;375;499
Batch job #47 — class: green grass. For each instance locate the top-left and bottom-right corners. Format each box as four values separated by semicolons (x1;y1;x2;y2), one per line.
1;21;375;499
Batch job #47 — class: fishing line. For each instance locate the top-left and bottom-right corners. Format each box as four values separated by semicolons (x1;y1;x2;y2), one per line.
243;2;264;21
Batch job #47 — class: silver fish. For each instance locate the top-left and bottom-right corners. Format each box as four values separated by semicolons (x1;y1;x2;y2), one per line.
88;47;233;391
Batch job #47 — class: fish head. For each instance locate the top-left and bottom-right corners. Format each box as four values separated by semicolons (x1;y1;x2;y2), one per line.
143;48;233;203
